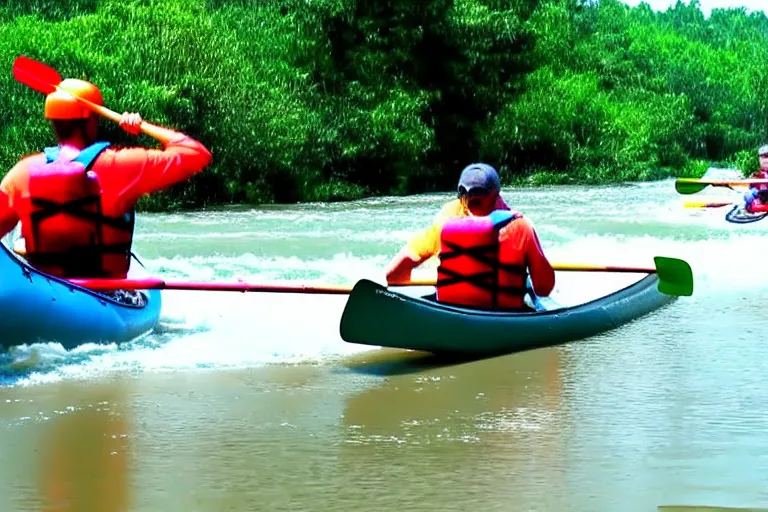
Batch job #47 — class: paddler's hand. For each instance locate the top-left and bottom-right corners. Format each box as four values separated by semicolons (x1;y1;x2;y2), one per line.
119;112;143;136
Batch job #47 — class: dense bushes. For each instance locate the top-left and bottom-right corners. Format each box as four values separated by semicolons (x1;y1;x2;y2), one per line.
0;0;766;209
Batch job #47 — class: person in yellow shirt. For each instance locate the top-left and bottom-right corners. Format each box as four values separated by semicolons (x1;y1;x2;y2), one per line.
384;163;555;307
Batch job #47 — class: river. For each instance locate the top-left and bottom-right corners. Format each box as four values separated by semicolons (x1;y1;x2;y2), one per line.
1;179;766;511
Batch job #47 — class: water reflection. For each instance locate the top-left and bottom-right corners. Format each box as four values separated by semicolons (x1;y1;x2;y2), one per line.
337;348;566;509
46;382;130;512
0;378;132;512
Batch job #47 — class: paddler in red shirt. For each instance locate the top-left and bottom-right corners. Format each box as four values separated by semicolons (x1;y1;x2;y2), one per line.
0;77;212;280
384;163;555;310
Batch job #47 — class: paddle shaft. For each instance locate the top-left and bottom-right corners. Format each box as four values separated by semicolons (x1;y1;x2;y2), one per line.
69;263;661;293
551;263;657;273
68;278;356;294
675;178;766;195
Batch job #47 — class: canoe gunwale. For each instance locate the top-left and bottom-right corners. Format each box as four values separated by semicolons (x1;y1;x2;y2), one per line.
0;240;162;349
388;272;663;318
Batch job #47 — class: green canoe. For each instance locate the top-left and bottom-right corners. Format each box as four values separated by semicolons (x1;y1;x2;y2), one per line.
339;272;679;355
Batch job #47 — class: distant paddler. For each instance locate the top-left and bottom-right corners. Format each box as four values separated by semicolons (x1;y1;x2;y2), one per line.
742;144;768;213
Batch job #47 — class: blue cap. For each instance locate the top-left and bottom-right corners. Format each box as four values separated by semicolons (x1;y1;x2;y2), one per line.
457;163;501;194
759;144;768;156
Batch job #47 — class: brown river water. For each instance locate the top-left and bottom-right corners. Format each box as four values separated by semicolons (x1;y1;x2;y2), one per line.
1;180;767;511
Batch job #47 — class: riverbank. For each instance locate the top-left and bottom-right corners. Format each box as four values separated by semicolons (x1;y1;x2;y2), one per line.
1;0;764;212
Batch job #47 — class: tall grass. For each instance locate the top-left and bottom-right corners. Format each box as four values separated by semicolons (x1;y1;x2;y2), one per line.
0;0;766;210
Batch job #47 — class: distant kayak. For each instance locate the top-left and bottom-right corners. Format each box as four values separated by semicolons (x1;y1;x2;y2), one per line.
0;242;161;350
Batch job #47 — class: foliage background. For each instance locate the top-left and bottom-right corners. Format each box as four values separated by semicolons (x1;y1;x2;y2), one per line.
0;0;765;209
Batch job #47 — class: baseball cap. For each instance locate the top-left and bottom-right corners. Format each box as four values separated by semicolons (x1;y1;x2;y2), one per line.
759;144;768;156
457;163;501;196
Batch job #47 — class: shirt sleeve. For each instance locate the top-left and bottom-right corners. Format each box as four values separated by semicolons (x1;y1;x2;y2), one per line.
406;223;441;261
405;200;463;261
94;134;212;211
522;219;555;296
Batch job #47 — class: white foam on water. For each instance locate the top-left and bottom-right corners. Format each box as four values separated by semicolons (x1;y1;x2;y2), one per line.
3;230;753;387
2;180;764;387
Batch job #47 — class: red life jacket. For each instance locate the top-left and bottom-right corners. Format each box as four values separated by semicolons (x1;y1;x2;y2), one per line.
749;201;768;213
747;170;768;209
18;142;135;279
436;210;530;310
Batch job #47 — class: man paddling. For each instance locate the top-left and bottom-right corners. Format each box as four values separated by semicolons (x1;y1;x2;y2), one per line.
0;77;212;286
743;144;768;212
384;163;555;310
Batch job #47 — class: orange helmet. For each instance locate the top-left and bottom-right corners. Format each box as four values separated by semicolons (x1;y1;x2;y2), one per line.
44;78;103;120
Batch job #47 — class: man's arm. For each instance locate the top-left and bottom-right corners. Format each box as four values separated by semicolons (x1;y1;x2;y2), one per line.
97;115;213;210
0;177;20;239
385;225;440;285
524;221;555;297
384;200;462;285
385;246;427;284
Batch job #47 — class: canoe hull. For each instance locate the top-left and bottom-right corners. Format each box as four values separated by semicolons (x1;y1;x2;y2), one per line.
339;274;676;355
0;243;162;350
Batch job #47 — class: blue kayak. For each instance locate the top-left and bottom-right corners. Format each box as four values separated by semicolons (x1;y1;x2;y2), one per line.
0;242;162;350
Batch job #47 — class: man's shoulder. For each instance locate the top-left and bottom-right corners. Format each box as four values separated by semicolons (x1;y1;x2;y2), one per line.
90;145;150;170
515;215;535;231
434;199;465;222
1;153;45;190
439;198;463;214
498;213;536;238
17;152;46;168
94;145;139;158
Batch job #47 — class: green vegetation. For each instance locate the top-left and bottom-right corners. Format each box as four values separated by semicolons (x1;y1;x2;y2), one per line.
0;0;766;209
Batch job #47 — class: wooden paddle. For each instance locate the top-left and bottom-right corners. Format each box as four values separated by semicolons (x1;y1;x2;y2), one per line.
13;55;169;140
675;178;766;195
68;278;357;295
67;256;693;297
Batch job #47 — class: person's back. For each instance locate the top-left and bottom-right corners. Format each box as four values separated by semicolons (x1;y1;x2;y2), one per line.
436;209;553;311
0;77;212;279
385;163;554;309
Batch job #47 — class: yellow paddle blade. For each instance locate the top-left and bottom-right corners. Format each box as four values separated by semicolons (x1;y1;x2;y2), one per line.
683;201;733;209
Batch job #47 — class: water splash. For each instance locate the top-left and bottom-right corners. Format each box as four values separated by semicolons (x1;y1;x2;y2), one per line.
2;180;762;386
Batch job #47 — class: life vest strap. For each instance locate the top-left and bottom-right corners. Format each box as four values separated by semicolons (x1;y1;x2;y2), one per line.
436;266;529;295
439;241;497;262
437;238;530;309
30;195;100;223
28;242;132;259
30;197;134;231
440;240;528;274
26;243;132;278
